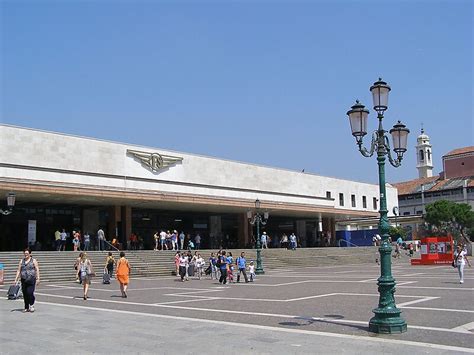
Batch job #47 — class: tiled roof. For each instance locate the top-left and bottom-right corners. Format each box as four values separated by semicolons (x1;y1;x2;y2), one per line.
393;176;474;195
392;176;440;195
444;146;474;157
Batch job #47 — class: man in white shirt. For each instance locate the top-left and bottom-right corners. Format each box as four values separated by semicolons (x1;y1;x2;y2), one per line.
97;228;105;251
59;229;67;251
261;232;268;249
160;230;167;250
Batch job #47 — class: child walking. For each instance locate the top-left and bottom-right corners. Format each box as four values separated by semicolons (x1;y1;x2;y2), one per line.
249;261;256;282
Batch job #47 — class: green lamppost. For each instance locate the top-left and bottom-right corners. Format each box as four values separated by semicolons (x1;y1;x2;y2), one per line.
247;198;269;275
346;78;410;334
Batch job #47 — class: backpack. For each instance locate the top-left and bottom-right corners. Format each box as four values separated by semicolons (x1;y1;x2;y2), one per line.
216;257;221;267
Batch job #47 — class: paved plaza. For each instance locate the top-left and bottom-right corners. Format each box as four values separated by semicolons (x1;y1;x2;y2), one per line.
1;262;473;354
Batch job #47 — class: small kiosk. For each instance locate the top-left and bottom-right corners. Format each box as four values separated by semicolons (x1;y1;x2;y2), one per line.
411;235;454;265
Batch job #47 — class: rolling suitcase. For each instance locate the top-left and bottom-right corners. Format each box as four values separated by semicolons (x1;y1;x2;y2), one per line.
187;264;195;277
103;268;111;284
7;283;21;300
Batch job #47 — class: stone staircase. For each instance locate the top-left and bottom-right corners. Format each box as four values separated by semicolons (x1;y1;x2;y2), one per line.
0;247;406;284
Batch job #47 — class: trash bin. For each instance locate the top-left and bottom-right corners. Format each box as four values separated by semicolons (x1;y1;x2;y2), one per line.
0;263;4;285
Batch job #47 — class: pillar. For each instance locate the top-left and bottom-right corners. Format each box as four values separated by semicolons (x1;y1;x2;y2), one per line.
122;206;132;248
82;209;99;236
238;213;249;248
108;205;121;243
296;220;306;247
209;216;222;249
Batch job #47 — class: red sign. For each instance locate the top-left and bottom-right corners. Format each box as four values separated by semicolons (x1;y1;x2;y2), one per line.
411;235;454;265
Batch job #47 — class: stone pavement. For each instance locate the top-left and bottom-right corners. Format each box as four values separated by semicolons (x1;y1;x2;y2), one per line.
0;262;473;354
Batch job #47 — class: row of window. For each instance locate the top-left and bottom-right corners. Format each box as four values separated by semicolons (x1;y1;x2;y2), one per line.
399;189;466;201
326;191;377;210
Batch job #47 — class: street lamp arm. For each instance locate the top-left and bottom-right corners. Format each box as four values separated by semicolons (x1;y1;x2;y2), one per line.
384;135;402;168
248;215;257;225
358;131;378;157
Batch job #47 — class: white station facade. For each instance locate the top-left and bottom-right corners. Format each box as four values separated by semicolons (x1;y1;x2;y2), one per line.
0;124;398;250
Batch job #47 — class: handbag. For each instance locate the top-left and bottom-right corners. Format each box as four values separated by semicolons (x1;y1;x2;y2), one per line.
451;260;456;268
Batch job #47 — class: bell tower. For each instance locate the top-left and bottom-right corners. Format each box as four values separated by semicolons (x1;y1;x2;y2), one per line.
416;127;433;178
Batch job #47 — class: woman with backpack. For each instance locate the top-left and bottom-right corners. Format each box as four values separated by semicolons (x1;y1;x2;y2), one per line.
105;252;115;278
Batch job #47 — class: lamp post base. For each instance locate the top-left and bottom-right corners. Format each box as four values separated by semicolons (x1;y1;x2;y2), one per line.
369;309;407;334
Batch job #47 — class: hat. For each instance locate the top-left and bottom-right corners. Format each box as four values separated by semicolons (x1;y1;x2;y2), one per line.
174;230;177;233
263;232;266;235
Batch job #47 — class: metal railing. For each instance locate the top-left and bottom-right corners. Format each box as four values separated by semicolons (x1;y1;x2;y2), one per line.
103;240;150;275
337;239;360;248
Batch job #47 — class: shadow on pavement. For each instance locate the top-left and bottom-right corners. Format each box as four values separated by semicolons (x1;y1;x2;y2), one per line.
279;315;369;332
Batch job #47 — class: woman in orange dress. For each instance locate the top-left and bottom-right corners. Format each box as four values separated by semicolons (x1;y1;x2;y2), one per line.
116;251;131;298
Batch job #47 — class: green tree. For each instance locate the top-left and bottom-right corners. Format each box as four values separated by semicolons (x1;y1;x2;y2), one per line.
388;226;407;241
425;200;474;243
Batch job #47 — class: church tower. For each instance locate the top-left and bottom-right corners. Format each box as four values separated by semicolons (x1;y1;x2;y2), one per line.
416;128;433;178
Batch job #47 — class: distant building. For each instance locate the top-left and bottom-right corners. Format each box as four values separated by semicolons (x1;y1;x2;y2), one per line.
335;132;474;244
393;130;474;219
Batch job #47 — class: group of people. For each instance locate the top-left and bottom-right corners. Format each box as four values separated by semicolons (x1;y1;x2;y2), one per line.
54;228;106;252
11;242;471;313
70;251;131;299
174;250;256;284
154;230;201;251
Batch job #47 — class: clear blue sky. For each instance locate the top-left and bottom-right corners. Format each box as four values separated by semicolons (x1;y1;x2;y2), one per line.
1;1;472;184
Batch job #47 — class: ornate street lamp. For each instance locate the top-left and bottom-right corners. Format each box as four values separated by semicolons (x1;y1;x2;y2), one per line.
346;78;409;334
247;198;269;275
0;192;16;216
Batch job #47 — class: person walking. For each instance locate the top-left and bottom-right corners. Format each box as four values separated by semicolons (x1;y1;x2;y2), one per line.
227;252;234;283
54;229;61;251
249;261;256;282
83;232;91;251
209;252;218;280
60;229;67;251
179;231;185;250
72;231;80;252
74;252;84;283
236;252;249;283
218;251;228;284
195;253;205;280
116;252;131;297
454;244;471;284
160;230;167;250
261;232;268;249
289;233;297;250
153;231;160;251
171;230;178;251
105;252;115;278
14;248;40;312
79;253;94;300
178;253;188;282
174;251;180;276
97;228;105;251
194;233;201;250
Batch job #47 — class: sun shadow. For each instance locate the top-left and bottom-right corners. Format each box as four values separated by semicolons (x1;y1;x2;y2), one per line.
10;308;26;312
278;315;369;332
